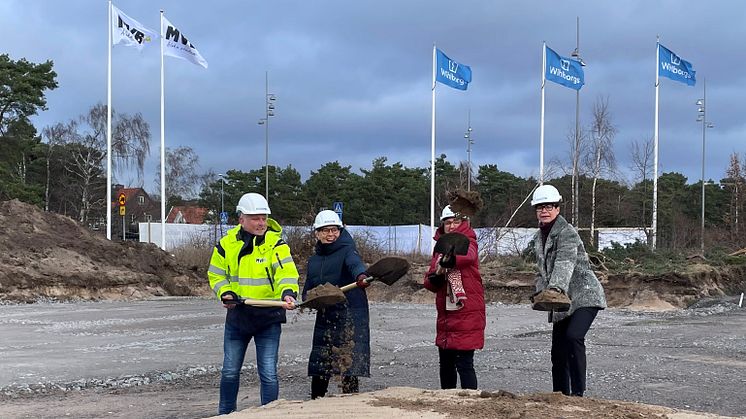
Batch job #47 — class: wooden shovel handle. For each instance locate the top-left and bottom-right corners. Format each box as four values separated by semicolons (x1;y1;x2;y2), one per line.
339;276;372;292
223;298;286;307
242;298;287;307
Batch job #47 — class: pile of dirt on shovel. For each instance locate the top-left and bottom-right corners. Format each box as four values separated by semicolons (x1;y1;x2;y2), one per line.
0;199;210;303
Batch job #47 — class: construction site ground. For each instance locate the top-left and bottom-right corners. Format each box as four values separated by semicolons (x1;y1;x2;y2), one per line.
1;199;745;418
1;299;744;418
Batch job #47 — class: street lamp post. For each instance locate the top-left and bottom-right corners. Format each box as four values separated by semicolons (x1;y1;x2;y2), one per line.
218;173;226;215
257;71;276;201
464;111;474;191
570;16;585;227
696;78;714;255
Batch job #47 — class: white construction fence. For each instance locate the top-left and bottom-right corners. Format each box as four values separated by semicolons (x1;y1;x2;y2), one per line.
139;222;647;256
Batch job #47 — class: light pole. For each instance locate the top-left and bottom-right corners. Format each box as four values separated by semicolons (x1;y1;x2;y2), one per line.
257;71;276;201
570;16;585;227
464;111;474;191
218;173;226;215
696;78;714;255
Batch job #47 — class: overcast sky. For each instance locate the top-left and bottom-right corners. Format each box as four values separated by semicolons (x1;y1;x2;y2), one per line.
3;0;745;191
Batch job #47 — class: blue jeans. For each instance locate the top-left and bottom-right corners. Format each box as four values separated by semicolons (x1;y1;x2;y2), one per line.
218;322;281;414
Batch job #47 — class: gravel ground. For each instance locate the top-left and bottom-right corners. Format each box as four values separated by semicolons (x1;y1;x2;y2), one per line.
0;298;744;418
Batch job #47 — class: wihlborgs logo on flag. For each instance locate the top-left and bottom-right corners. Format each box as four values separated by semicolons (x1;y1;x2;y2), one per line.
658;44;696;86
436;49;471;91
545;46;584;90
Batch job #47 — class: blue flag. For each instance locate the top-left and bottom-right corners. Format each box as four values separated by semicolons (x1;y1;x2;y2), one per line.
658;43;696;86
436;48;471;90
544;45;584;90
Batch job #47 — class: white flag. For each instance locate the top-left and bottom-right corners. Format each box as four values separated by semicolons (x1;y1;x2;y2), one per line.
111;4;158;50
161;15;208;69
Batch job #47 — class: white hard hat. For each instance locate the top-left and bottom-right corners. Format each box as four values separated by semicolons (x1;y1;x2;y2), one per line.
236;193;271;215
440;205;456;221
313;210;343;230
531;184;563;206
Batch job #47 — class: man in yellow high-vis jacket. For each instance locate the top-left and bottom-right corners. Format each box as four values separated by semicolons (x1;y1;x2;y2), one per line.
208;192;299;414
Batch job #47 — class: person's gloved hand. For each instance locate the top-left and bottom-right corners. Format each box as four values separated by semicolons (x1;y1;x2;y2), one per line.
438;248;456;269
355;273;371;289
427;272;446;287
283;295;297;310
221;291;239;308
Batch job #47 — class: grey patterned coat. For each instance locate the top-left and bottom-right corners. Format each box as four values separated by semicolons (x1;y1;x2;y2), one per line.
534;215;606;323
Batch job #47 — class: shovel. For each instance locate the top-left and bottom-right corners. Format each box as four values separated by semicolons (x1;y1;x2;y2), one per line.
434;232;470;275
222;283;346;310
339;256;410;292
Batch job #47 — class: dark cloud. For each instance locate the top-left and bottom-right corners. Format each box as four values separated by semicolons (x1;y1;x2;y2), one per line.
3;0;744;191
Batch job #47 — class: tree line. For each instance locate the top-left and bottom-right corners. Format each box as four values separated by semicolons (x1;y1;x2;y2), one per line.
4;53;746;251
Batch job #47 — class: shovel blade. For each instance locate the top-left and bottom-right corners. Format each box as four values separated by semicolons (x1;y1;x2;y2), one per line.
434;233;470;256
366;256;410;286
302;283;346;310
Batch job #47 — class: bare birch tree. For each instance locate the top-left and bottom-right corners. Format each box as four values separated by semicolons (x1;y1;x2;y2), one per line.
630;137;654;236
154;145;201;203
726;152;745;238
585;96;617;247
42;104;150;223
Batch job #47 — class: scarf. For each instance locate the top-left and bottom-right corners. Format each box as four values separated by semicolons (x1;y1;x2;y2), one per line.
445;268;466;311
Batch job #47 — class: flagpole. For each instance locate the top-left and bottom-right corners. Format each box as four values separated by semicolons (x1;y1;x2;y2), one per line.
430;44;436;248
539;42;546;184
106;0;113;240
160;10;166;250
652;38;660;250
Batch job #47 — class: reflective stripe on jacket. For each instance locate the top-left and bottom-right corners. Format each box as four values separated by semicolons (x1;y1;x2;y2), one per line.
208;219;299;301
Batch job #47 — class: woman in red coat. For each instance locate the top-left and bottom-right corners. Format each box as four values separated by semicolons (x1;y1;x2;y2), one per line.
423;205;486;390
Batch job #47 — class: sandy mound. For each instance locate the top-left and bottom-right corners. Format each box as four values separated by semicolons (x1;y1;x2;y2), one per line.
0;199;210;302
213;387;733;419
366;259;746;310
2;197;744;309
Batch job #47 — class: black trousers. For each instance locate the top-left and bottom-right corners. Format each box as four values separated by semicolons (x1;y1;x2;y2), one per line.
551;307;599;396
438;347;477;390
310;375;359;399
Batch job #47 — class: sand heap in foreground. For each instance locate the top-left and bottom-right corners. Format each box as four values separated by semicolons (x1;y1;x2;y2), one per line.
211;386;734;419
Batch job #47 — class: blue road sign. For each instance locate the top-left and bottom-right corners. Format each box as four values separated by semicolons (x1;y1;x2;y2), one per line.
220;211;228;224
332;201;343;221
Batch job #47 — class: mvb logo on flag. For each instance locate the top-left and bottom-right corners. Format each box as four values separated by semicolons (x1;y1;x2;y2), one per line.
111;4;157;50
545;46;584;90
161;15;208;68
436;48;471;90
658;44;696;86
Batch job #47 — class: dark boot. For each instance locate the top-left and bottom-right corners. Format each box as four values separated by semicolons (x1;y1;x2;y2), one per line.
311;376;329;399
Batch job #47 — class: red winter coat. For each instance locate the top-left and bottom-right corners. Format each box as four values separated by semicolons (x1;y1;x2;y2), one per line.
423;220;485;350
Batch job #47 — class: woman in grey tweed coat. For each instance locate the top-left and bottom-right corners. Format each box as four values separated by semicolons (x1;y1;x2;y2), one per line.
531;184;606;397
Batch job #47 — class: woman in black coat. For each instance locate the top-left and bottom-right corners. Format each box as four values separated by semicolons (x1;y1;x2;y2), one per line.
302;210;370;399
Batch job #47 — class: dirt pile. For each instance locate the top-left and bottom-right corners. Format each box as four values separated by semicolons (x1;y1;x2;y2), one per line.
0;199;210;302
602;264;746;309
2;197;742;308
367;259;746;310
219;387;730;419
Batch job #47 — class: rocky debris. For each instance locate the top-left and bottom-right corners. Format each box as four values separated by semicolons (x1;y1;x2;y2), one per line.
0;366;222;399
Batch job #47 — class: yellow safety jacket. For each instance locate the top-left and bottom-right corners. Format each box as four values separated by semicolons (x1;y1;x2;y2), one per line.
208;219;299;301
